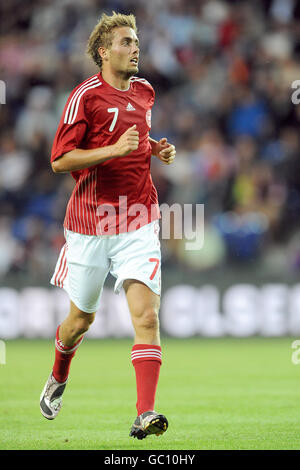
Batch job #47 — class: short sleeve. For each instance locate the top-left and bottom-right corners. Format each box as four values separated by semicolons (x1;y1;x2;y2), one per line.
150;83;155;108
142;79;155;108
51;89;89;163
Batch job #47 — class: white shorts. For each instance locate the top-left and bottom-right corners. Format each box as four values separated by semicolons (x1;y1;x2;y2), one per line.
50;221;161;313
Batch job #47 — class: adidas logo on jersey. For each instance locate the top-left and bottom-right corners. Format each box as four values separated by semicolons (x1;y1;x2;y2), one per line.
126;102;135;111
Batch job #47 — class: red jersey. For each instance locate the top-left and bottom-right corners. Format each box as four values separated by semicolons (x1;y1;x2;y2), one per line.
51;72;160;235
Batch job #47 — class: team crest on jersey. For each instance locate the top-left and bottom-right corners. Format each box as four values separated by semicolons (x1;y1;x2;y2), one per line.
146;109;151;128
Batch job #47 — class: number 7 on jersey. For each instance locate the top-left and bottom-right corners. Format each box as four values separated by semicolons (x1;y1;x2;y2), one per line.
107;107;119;132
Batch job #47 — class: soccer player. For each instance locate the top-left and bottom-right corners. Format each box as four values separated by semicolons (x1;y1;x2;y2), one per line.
39;12;176;440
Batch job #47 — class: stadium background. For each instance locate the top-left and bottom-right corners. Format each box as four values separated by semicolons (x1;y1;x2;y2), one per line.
2;0;300;452
1;0;300;339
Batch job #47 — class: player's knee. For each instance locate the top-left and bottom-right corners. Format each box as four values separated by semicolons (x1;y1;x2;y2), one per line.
73;313;95;336
138;307;160;332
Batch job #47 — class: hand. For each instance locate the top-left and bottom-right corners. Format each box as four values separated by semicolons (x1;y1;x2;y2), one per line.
155;138;176;165
113;125;139;157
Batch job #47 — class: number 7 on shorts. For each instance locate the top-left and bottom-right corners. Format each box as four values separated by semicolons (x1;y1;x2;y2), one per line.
149;258;160;280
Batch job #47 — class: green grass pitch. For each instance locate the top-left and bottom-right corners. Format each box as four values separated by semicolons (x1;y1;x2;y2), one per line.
0;337;300;450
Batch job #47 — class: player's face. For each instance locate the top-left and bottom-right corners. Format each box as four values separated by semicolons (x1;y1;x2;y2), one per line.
105;27;139;78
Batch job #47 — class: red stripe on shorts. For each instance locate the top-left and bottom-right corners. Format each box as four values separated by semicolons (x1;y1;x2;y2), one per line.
54;244;66;286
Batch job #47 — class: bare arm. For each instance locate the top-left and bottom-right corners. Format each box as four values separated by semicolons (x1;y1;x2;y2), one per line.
52;146;116;173
52;125;139;173
149;137;159;157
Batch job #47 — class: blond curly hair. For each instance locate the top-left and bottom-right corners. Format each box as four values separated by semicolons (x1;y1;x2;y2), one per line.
86;11;138;69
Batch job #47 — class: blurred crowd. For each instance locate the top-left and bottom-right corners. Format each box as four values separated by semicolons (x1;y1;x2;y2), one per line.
1;0;300;282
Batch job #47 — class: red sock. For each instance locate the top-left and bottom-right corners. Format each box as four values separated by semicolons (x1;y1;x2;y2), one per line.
52;325;83;383
131;344;162;415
